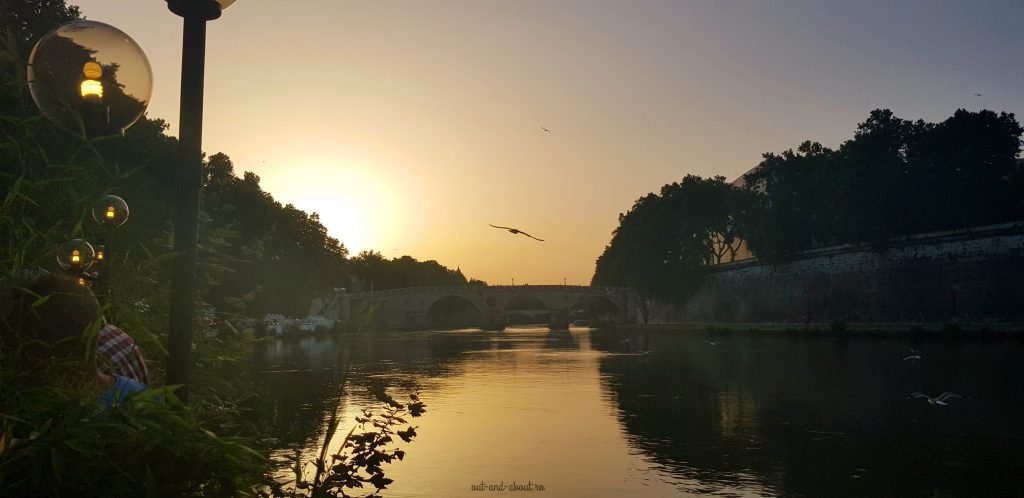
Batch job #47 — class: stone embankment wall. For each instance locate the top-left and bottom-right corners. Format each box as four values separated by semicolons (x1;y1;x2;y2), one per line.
651;222;1024;325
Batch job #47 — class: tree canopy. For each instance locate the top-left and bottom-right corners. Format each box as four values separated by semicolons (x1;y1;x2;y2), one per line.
348;250;481;292
592;175;747;302
0;0;481;320
742;108;1024;255
594;109;1023;302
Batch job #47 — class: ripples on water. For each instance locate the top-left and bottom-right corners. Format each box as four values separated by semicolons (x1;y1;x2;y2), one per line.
255;327;1024;497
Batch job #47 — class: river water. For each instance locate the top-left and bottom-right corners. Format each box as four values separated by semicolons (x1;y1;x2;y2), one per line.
255;326;1024;497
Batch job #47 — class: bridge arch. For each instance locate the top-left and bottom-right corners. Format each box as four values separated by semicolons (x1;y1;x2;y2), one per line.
568;294;622;325
502;294;551;326
425;295;482;330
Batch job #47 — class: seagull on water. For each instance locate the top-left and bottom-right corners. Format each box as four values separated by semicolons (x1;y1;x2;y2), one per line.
909;392;962;405
489;224;545;241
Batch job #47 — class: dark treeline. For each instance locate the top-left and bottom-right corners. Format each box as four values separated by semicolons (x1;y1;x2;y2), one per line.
593;109;1024;303
348;250;484;292
0;0;480;319
1;2;436;494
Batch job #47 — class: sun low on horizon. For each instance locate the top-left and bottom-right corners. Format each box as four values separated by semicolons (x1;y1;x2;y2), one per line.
70;0;1024;286
251;152;408;259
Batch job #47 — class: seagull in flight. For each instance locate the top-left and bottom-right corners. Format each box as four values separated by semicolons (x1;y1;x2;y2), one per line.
973;93;983;97
902;349;922;362
540;126;550;132
489;224;545;241
909;392;962;405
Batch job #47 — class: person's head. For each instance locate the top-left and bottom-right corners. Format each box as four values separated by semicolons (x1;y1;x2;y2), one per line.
3;273;102;375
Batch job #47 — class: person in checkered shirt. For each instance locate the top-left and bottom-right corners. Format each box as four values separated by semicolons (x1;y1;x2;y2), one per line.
4;274;148;407
97;322;150;385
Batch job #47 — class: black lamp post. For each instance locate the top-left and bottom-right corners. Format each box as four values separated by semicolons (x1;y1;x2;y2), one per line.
92;194;129;304
165;0;233;403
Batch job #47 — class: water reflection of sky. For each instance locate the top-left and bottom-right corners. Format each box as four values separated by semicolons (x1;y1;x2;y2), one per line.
257;328;1024;497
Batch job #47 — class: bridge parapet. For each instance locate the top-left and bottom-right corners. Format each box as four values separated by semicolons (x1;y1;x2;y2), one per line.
347;285;626;299
330;285;636;330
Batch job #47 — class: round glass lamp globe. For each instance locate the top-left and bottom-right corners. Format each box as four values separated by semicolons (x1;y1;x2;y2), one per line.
28;20;152;137
92;195;130;227
57;239;96;272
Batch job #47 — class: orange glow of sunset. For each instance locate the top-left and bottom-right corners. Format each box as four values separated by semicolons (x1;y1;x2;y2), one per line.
257;155;409;257
71;0;1024;285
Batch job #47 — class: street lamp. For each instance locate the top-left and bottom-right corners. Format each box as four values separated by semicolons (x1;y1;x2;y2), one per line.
164;0;234;403
27;20;152;137
91;195;129;303
93;195;130;228
57;238;96;274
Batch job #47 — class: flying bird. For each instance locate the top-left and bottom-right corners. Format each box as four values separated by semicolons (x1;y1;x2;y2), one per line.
973;93;983;96
902;349;922;362
489;224;545;241
540;126;550;132
909;392;962;405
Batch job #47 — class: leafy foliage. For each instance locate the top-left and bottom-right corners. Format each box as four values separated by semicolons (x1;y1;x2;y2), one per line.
1;2;429;496
743;108;1023;256
201;153;349;316
270;388;426;498
348;250;481;291
0;385;267;497
593;109;1024;303
592;175;746;303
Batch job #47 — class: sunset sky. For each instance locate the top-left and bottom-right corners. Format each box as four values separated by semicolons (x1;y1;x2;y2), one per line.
71;0;1024;285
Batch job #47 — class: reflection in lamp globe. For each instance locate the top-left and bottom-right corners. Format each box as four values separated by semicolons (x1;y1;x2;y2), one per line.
28;20;152;136
57;239;96;272
92;195;129;227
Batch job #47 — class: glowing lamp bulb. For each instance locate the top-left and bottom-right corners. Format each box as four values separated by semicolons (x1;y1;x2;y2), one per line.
106;206;115;219
71;249;81;264
81;79;103;99
78;277;87;286
80;61;104;100
96;250;104;261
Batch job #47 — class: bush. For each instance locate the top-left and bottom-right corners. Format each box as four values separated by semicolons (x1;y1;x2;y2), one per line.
0;383;266;496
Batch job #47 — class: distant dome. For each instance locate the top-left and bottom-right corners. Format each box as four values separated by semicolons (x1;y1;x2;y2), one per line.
731;165;762;188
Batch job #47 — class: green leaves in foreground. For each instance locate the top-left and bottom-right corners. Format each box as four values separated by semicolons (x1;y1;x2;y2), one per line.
273;390;427;498
0;386;267;497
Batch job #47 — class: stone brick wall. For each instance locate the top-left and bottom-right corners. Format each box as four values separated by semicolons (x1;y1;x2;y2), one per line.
650;222;1024;325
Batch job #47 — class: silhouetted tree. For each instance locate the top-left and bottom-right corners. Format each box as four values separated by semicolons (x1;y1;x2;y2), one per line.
595;109;1023;301
348;251;476;292
741;141;840;255
906;109;1023;231
593;175;742;302
740;109;1022;257
0;0;81;116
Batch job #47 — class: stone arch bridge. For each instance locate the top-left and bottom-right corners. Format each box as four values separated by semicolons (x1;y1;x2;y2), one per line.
314;285;638;330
